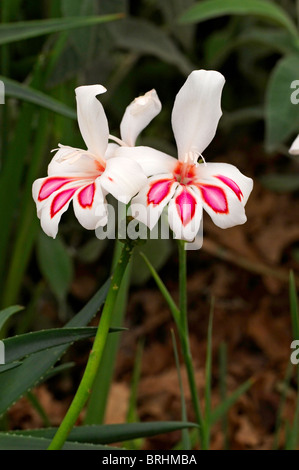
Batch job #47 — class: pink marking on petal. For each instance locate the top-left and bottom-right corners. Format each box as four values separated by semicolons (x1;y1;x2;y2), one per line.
147;179;174;206
78;183;95;208
200;184;228;214
51;187;77;218
175;188;196;226
38;177;71;201
215;175;243;201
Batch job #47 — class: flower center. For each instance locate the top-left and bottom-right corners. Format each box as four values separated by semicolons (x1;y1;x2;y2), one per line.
173;161;197;185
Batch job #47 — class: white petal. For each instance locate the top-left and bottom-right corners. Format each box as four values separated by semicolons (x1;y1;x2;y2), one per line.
168;185;203;242
130;174;178;230
75;85;109;157
120;89;162;146
48;145;103;177
289;134;299;155
105;142;119;159
191;183;247;230
114;146;177;177
100;157;147;204
73;180;108;230
38;184;79;238
195;162;253;205
171;70;225;161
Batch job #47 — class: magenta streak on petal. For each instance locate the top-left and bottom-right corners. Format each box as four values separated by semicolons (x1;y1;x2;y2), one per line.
215;175;243;201
200;184;228;214
147;179;173;206
78;183;95;208
51;187;77;218
38;177;71;201
175;188;196;226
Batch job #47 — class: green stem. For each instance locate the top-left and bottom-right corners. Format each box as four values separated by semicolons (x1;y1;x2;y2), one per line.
177;240;206;449
47;242;133;450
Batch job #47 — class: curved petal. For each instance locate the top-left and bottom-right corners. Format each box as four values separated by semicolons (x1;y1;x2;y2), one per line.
73;180;108;230
195;162;253;206
171;70;225;161
48;145;104;177
37;183;80;238
289;134;299;155
130;174;178;230
120;89;162;146
114;146;177;177
105;142;119;160
100;156;147;204
168;185;202;241
191;183;247;229
75;85;109;158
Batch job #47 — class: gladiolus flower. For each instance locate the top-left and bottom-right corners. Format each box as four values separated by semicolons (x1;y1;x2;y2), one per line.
33;85;147;238
115;70;253;241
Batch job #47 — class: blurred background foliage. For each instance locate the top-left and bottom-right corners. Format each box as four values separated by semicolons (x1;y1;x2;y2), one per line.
0;0;298;320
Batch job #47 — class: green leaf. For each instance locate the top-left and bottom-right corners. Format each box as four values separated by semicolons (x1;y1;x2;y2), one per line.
260;174;299;193
0;434;121;450
179;0;298;37
1;76;76;118
0;362;22;374
3;326;126;364
0;15;124;45
37;232;74;302
3;327;98;364
265;55;299;151
85;242;131;425
211;379;253;425
8;421;198;444
0;280;110;416
0;305;24;332
290;271;299;341
109;17;193;75
132;236;173;285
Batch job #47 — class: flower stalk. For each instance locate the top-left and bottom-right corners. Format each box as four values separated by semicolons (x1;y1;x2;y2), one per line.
48;241;133;450
177;240;207;449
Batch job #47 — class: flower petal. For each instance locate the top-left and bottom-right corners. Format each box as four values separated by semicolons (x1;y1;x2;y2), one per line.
48;145;104;177
114;146;177;177
120;89;162;146
171;70;225;160
168;185;203;242
289;134;299;155
38;184;79;238
73;180;108;230
100;156;147;204
75;85;109;157
195;162;253;206
192;183;247;229
130;174;178;230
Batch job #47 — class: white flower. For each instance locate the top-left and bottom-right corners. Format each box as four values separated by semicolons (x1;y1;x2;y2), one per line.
32;85;147;238
107;89;162;156
289;134;299;155
115;70;253;242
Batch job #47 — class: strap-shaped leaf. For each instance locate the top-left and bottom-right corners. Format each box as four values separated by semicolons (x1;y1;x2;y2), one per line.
0;15;123;46
179;0;298;37
0;434;121;450
7;421;198;444
0;305;24;331
1;76;76;118
0;280;110;416
3;327;97;364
